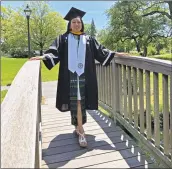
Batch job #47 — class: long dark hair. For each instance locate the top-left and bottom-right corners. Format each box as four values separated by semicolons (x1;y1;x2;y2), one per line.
65;17;85;33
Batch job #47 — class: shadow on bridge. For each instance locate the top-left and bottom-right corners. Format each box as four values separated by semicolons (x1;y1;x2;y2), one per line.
42;110;153;168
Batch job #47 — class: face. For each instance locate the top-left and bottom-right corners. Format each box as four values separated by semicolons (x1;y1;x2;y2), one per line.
70;17;82;32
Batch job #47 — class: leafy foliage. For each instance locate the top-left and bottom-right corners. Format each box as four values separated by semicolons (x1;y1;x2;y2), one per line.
84;19;97;37
1;2;66;57
90;19;97;37
97;1;171;56
84;23;91;35
28;1;66;55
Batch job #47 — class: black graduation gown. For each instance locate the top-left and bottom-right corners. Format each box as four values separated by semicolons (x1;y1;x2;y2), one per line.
43;33;115;112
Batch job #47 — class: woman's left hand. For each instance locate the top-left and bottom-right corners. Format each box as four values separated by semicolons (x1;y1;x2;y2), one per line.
115;52;131;57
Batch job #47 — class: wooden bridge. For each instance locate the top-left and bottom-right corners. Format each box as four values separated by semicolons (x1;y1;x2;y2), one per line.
1;55;172;168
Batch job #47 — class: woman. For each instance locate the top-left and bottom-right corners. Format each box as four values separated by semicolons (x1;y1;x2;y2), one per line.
30;7;128;147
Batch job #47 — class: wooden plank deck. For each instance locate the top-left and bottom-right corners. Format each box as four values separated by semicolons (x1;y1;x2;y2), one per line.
41;81;155;168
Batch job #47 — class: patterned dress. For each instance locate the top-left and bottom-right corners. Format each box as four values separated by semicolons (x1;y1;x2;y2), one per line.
69;35;86;126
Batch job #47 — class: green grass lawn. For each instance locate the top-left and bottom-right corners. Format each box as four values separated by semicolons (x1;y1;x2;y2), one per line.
1;57;59;86
1;90;8;103
98;106;111;117
149;53;171;60
41;61;59;82
1;57;59;103
1;57;28;86
129;52;171;60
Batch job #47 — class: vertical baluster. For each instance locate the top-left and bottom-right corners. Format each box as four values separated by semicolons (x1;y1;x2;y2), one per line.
133;67;138;129
96;65;99;99
98;65;100;100
123;65;127;119
118;64;122;115
128;66;132;123
102;67;105;103
100;65;102;102
106;66;108;105
110;63;112;107
107;66;109;105
105;67;107;104
104;66;106;104
100;64;102;101
111;62;113;108
107;66;110;106
163;74;169;155
108;65;111;107
121;65;124;115
112;60;118;124
154;72;160;147
115;63;120;114
146;70;151;139
139;69;144;134
170;74;172;160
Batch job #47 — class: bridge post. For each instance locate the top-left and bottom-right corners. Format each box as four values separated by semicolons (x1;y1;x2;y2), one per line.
35;66;42;168
112;59;120;125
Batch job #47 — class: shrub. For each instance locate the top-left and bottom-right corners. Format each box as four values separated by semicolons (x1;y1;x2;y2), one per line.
10;49;36;58
148;46;156;56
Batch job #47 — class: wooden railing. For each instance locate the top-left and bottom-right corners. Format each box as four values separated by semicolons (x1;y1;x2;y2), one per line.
1;61;42;168
96;56;172;168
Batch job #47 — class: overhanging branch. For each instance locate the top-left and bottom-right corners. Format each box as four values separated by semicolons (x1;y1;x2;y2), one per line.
120;37;132;42
142;11;171;19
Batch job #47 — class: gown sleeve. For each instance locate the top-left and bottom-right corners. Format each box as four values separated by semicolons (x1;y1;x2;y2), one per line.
91;37;115;66
42;35;61;70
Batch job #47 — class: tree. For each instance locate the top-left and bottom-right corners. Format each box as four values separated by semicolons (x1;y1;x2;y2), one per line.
27;1;66;55
84;23;91;35
1;6;27;55
1;2;66;57
97;28;135;52
105;1;169;56
142;1;172;20
90;19;96;37
142;1;172;55
85;19;97;37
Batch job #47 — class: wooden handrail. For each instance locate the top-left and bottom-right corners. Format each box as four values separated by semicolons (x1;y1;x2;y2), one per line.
1;61;42;168
114;55;172;75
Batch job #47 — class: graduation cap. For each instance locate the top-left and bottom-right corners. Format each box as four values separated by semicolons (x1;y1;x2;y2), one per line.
64;7;86;21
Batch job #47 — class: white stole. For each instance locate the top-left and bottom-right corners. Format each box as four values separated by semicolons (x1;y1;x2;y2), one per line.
68;33;86;76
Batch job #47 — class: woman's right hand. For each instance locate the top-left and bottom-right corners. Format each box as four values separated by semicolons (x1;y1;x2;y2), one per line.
29;56;43;61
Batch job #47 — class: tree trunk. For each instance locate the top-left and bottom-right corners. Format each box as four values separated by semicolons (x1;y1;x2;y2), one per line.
133;37;141;52
40;49;43;56
39;43;43;56
156;45;160;55
143;46;147;57
156;49;160;55
167;1;172;19
126;47;130;53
